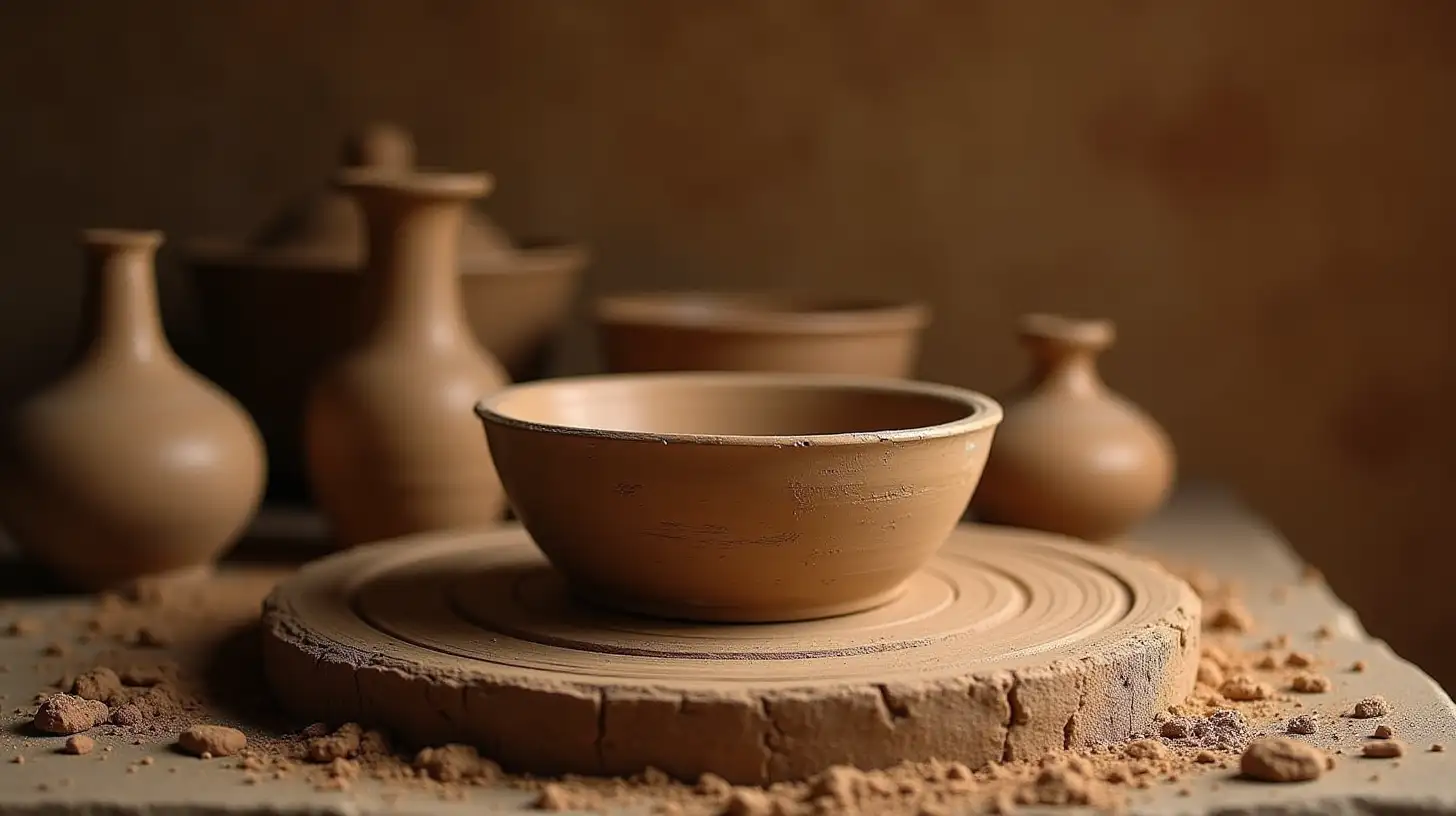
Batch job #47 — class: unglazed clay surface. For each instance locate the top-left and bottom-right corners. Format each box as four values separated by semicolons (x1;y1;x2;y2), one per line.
187;123;586;499
475;373;1002;622
974;314;1176;542
305;171;511;547
595;292;928;377
260;523;1199;785
0;230;266;589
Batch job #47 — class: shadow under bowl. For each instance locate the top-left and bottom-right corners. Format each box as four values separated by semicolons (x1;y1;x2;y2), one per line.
474;372;1002;623
594;291;930;378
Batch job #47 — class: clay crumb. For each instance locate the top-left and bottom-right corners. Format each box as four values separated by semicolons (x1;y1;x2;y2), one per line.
535;783;574;811
1433;743;1446;753
725;787;773;816
61;736;95;755
4;618;41;637
413;744;501;783
1241;738;1330;783
1194;750;1220;764
1373;724;1394;739
1219;675;1273;702
1314;624;1335;640
1290;674;1332;694
1285;652;1314;668
1206;599;1254;633
1286;714;1319;735
178;725;247;758
1347;696;1391;719
1195;658;1225;688
1350;660;1367;673
129;626;172;648
33;694;110;735
305;722;362;762
1254;654;1279;670
70;667;123;703
1363;740;1405;759
1263;634;1291;650
40;641;68;657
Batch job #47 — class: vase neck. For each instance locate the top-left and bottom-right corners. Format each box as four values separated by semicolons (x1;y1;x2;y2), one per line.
1017;314;1115;398
77;230;174;367
346;171;492;349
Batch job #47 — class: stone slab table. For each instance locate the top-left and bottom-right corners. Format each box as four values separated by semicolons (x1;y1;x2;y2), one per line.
0;483;1453;815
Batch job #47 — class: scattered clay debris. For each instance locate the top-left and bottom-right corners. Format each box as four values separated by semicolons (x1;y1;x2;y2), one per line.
61;735;95;755
1285;652;1314;668
414;744;501;783
1362;740;1405;759
1206;599;1254;633
1157;709;1249;751
4;617;41;637
1347;697;1391;719
178;725;247;758
1351;660;1367;673
1290;674;1332;694
1373;725;1394;739
1240;738;1331;783
1219;675;1273;702
1285;714;1318;735
32;694;110;735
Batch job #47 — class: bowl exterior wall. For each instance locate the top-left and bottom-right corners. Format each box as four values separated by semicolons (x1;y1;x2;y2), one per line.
481;421;997;622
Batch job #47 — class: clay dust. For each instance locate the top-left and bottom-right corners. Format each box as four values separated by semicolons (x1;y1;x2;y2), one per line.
0;559;1377;814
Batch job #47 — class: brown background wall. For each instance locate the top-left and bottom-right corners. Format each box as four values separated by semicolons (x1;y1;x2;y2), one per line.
2;2;1454;681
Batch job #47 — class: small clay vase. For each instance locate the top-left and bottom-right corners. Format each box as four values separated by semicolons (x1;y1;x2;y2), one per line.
0;230;266;589
305;170;511;547
972;314;1175;542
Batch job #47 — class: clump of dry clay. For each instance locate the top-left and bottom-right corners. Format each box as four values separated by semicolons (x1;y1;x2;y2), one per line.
1363;740;1405;759
1347;696;1391;719
1206;599;1254;633
1285;652;1314;668
1240;738;1331;783
1285;714;1318;735
1373;724;1394;739
1219;675;1273;702
1158;708;1250;751
1195;658;1225;688
62;735;95;755
413;745;501;783
1290;674;1332;694
32;694;109;735
178;725;247;758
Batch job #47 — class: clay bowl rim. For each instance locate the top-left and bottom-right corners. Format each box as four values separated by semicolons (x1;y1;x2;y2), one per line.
184;237;590;278
473;372;1002;448
594;291;930;335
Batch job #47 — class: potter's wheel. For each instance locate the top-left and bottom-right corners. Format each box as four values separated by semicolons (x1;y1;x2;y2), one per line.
261;524;1199;784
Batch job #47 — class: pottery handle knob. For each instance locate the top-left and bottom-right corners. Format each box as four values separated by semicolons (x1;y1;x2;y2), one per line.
341;122;417;173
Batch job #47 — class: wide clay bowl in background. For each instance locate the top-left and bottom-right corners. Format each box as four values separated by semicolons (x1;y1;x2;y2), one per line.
474;372;1002;623
594;292;930;378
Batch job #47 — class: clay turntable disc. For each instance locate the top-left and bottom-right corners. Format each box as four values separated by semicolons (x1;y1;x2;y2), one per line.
261;524;1199;785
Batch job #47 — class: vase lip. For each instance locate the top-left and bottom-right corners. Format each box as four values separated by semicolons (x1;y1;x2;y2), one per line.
333;167;494;200
82;229;164;252
1018;313;1115;350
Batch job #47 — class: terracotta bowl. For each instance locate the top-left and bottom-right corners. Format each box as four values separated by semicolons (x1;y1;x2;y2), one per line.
188;242;586;499
474;372;1002;623
594;292;930;378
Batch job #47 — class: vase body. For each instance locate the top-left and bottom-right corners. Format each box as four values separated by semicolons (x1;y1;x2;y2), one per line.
0;230;267;589
973;315;1175;542
304;170;511;547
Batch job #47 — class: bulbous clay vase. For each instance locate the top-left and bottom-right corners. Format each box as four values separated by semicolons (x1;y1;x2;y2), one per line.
188;122;586;501
305;170;512;547
972;314;1175;542
476;372;1002;623
596;292;929;378
0;230;266;589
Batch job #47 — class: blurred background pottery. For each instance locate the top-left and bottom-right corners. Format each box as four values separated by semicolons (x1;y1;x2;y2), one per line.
475;372;1001;623
306;170;512;548
972;314;1176;542
0;230;266;590
594;291;928;378
188;122;587;501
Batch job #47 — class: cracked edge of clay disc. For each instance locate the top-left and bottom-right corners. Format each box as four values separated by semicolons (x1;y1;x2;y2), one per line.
260;525;1200;784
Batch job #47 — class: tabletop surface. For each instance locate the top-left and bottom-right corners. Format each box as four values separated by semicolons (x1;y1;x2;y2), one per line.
0;483;1453;815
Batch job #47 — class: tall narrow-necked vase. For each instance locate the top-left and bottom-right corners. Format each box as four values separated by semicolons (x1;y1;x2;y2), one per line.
973;314;1175;542
0;230;267;589
304;171;511;547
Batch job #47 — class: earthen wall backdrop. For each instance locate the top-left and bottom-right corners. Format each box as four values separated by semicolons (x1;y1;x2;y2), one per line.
1;2;1453;682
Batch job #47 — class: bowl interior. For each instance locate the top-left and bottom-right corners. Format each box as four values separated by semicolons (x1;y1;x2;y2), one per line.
481;375;989;439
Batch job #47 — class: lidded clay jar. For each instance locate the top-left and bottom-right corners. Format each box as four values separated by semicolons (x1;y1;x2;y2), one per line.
0;230;267;589
304;169;512;547
187;122;586;500
972;314;1175;542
